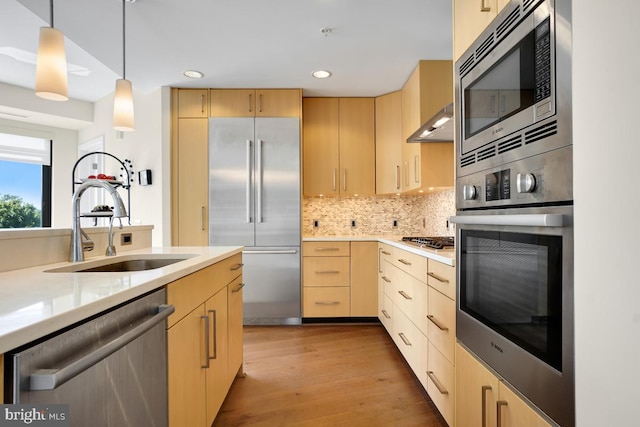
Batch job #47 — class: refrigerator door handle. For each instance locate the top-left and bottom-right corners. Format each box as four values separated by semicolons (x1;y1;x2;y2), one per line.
246;139;252;223
256;139;263;223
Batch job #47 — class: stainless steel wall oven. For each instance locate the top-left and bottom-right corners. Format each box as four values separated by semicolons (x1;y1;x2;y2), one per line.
452;0;573;426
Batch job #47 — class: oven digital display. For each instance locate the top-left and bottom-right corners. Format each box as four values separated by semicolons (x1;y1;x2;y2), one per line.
485;169;510;201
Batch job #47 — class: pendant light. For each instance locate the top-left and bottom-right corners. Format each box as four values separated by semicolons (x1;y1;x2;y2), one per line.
113;0;135;132
35;0;68;101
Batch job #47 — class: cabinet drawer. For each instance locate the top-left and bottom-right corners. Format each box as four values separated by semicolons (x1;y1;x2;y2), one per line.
392;308;424;370
427;287;456;364
427;341;455;426
303;257;350;286
303;241;350;256
303;287;350;317
427;261;455;300
379;293;393;333
391;265;427;323
393;248;428;282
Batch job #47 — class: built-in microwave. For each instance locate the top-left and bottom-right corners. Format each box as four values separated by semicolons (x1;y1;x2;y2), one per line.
455;0;572;186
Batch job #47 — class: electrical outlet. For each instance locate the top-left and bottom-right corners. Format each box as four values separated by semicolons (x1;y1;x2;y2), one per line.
313;220;319;228
351;219;356;227
121;233;133;246
393;220;398;227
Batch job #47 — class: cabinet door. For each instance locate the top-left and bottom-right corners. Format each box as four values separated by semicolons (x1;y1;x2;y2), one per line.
210;89;256;117
497;383;554;427
255;89;301;117
338;98;375;196
177;118;209;245
401;66;422;192
455;343;500;427
453;0;498;61
375;91;403;194
178;89;209;117
351;241;378;316
302;98;340;196
168;305;207;427
227;276;244;382
205;288;229;425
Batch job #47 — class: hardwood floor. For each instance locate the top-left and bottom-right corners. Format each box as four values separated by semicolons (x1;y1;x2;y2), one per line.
213;324;447;427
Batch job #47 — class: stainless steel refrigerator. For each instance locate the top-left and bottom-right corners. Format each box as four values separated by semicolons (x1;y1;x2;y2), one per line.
209;117;301;325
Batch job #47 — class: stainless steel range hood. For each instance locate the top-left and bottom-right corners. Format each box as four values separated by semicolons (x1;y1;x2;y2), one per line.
407;102;454;143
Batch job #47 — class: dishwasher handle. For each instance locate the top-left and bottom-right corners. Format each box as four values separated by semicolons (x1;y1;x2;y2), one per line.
29;304;175;391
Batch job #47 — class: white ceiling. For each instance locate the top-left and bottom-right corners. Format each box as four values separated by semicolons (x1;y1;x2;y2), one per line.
1;0;452;103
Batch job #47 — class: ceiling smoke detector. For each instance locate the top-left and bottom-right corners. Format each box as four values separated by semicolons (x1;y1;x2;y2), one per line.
320;27;332;36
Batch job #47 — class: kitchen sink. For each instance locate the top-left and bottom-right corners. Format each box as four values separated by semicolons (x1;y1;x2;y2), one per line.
45;254;197;273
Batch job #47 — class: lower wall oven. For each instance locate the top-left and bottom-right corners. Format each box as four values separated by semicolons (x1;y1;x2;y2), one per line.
452;205;574;427
6;288;173;427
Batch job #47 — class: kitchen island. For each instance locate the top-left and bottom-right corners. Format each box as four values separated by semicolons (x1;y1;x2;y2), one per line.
0;245;242;353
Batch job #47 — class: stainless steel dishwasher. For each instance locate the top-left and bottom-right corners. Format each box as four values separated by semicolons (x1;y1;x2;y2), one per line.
7;288;172;427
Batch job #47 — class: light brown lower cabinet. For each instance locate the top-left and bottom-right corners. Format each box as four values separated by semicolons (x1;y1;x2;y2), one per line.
378;243;456;426
302;241;378;318
166;253;243;427
455;343;554;427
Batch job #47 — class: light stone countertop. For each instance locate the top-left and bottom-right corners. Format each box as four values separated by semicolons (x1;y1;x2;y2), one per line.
302;235;455;267
0;246;242;353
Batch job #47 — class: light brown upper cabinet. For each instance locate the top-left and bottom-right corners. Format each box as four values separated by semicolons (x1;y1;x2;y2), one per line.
453;0;510;61
375;91;403;195
171;88;209;246
177;89;209;118
400;61;454;193
210;89;301;117
303;97;375;196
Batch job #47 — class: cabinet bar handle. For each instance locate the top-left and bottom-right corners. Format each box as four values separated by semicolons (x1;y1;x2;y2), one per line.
333;168;337;191
427;371;449;395
398;332;412;346
481;385;492;427
398;290;412;300
381;276;391;283
232;283;246;293
246;139;252;223
231;263;244;271
427;272;449;283
202;314;210;368
481;0;492;12
378;248;383;273
315;247;340;252
315;301;340;305
497;401;508;427
343;169;347;191
414;155;420;183
396;165;400;190
248;93;252;112
208;309;218;360
258;94;263;112
381;250;391;255
381;309;391;319
201;206;206;230
427;315;448;331
398;259;412;266
315;270;340;274
201;94;205;113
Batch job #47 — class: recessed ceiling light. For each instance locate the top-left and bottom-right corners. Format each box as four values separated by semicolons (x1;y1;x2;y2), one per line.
183;70;204;79
312;70;332;79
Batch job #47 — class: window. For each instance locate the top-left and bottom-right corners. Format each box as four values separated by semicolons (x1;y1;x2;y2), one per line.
0;133;52;228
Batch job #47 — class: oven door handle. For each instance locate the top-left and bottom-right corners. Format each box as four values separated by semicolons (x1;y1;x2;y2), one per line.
449;214;564;227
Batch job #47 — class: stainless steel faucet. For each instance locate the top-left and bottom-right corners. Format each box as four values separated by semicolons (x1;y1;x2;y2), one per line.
71;180;128;262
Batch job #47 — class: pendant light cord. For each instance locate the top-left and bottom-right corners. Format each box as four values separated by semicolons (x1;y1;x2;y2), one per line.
49;0;54;27
122;0;126;80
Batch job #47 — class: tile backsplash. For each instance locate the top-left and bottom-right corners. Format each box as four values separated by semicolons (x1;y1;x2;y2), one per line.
303;189;455;237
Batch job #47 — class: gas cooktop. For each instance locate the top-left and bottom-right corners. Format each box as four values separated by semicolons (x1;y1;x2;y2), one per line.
401;236;455;250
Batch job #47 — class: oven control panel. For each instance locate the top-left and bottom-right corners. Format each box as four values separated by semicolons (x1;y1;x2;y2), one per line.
485;169;511;201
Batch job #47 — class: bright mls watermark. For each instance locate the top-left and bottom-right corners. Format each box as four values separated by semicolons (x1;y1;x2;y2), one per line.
0;405;69;427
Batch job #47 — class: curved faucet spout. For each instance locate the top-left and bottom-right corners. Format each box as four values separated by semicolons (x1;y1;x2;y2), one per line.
71;180;128;262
